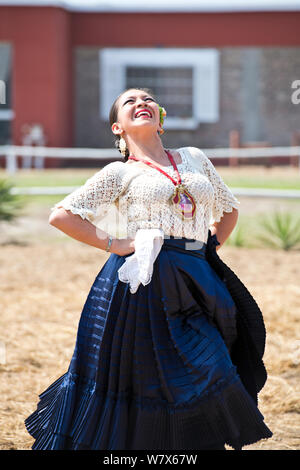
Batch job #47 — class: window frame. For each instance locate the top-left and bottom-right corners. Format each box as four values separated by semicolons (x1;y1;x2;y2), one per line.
0;43;14;144
99;48;219;130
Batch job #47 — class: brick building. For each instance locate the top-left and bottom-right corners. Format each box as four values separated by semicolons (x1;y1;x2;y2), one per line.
0;1;300;167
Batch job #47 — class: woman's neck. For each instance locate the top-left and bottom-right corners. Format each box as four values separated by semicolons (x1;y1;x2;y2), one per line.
126;133;168;164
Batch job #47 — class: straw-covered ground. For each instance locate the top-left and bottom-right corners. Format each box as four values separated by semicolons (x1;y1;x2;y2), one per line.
0;181;299;450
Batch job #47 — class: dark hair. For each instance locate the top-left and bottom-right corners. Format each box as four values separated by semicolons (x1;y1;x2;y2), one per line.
109;87;157;162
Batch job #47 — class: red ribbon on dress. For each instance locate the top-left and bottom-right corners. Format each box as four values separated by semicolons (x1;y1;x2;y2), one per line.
127;150;196;220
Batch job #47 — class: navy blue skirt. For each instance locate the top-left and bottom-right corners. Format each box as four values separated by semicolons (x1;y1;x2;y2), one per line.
25;236;272;450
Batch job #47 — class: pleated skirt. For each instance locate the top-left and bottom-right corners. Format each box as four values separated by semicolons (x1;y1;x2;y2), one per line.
25;236;272;450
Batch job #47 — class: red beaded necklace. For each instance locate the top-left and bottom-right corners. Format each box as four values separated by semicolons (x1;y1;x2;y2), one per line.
127;150;196;220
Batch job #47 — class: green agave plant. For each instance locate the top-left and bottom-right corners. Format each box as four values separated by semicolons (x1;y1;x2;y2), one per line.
256;211;300;251
0;179;24;222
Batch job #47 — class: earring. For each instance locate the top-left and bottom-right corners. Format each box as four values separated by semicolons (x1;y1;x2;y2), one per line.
119;137;127;156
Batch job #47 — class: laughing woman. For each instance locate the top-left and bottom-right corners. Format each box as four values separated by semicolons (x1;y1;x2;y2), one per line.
25;88;272;450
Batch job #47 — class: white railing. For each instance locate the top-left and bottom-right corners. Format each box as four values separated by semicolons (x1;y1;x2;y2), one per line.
1;145;300;199
0;146;120;174
1;145;300;174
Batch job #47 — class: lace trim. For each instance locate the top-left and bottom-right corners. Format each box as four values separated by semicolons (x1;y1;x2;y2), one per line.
213;200;240;223
52;203;96;222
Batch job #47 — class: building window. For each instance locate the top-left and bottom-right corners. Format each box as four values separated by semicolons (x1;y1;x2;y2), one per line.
126;66;194;119
99;48;219;130
0;43;13;144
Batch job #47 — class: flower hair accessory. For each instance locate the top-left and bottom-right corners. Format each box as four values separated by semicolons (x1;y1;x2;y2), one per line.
158;105;167;135
158;105;167;125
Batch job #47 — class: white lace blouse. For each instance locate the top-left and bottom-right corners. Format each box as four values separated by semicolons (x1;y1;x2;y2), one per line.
50;147;240;244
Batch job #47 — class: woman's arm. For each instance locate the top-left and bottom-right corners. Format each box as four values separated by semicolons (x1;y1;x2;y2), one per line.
49;208;135;256
209;208;239;251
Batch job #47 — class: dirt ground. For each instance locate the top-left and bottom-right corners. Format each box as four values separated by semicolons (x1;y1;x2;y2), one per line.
0;198;299;451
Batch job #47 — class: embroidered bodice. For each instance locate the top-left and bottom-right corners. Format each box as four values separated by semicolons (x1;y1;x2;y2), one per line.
50;147;240;243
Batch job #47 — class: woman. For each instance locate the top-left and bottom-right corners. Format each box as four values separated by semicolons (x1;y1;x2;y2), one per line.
25;88;272;450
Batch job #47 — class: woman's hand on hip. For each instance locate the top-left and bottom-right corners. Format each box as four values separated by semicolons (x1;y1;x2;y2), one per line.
110;237;135;256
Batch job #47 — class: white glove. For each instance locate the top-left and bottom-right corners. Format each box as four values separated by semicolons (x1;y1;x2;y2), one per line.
118;228;165;294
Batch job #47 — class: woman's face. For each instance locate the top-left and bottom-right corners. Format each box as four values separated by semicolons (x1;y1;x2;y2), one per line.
111;89;162;138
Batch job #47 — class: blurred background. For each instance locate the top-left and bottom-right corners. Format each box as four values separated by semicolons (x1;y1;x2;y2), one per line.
0;0;299;451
